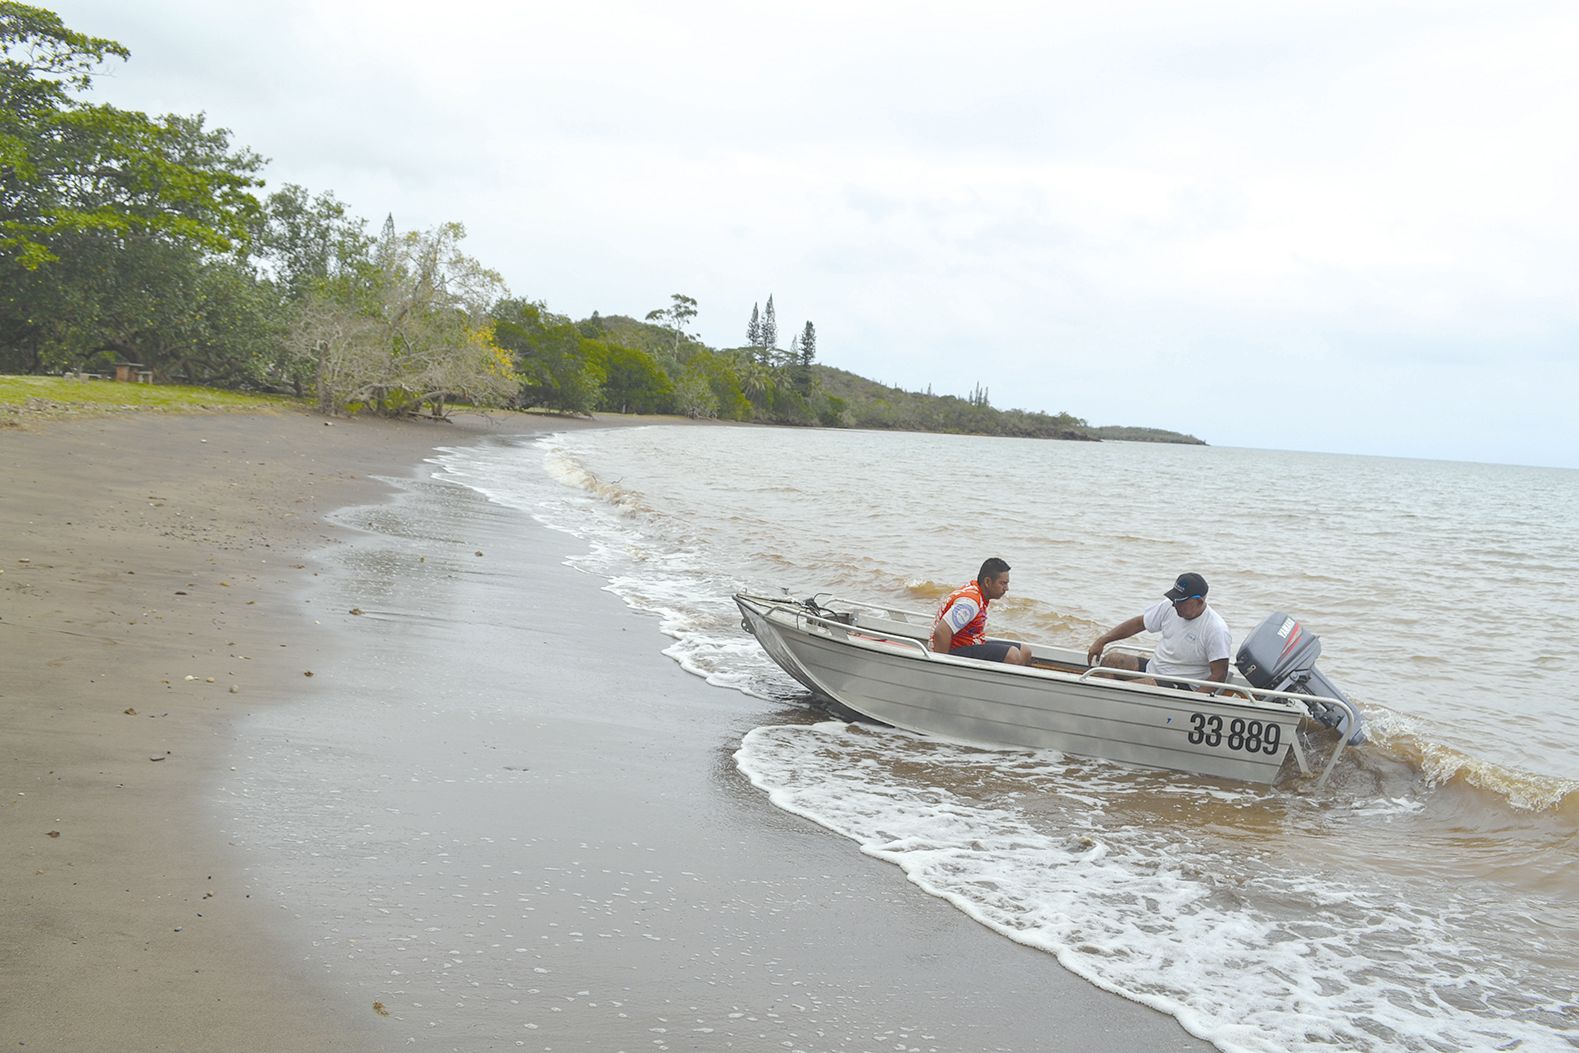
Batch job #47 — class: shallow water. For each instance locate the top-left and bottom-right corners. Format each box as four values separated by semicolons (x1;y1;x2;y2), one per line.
431;426;1579;1053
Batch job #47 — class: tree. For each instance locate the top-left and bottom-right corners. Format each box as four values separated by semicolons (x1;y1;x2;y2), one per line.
673;364;718;419
291;292;386;414
296;220;515;416
794;320;816;393
644;292;697;365
495;298;602;415
738;357;772;407
160;256;288;388
798;321;816;368
746;302;761;349
597;343;671;414
1;4;279;380
760;294;777;363
1;4;264;272
253;183;371;302
686;349;750;419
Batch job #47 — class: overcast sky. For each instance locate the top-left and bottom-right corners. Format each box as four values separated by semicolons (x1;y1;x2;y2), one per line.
47;0;1579;468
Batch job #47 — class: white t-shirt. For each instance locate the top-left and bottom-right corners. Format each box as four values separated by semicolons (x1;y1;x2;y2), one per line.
1141;600;1233;681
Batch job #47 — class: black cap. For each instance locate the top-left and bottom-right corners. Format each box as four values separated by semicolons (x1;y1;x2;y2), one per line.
1163;572;1208;601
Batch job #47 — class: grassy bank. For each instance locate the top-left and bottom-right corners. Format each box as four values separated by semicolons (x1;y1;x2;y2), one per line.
0;375;301;421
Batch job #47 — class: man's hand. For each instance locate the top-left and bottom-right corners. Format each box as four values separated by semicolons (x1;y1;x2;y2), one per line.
1088;616;1144;668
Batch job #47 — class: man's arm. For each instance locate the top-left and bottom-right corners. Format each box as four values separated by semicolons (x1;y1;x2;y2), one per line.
930;619;953;654
1200;658;1230;691
1087;615;1146;666
1199;617;1234;691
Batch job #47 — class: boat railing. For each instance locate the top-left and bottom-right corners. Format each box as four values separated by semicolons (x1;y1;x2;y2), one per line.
1076;667;1360;787
775;596;1361;725
812;593;933;626
775;604;934;658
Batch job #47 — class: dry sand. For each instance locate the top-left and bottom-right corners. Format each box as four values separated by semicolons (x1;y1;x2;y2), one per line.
1;409;1209;1052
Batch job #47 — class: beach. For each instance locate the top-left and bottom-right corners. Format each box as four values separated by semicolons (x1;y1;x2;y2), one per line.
1;411;1211;1052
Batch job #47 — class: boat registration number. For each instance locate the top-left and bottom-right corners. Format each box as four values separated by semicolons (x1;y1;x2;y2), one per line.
1187;713;1282;754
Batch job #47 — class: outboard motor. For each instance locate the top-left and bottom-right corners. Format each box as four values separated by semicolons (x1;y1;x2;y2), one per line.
1236;613;1366;746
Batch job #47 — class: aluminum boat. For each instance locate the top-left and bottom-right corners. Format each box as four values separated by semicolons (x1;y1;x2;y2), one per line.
735;592;1366;787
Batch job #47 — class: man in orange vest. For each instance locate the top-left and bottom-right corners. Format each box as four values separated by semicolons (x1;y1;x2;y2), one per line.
929;557;1033;665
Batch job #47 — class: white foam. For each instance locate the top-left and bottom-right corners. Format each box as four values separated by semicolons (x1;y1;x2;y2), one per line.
430;436;809;701
735;723;1578;1053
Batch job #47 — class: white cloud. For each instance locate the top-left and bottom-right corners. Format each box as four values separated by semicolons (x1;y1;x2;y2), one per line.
46;0;1579;467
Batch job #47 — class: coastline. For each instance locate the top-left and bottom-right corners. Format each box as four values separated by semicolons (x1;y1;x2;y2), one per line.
2;410;1210;1051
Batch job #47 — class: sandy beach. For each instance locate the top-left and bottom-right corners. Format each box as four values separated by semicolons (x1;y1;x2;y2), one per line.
1;409;1209;1052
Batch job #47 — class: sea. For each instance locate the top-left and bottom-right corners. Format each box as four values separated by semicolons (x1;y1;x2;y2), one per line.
426;423;1572;1048
427;425;1579;1053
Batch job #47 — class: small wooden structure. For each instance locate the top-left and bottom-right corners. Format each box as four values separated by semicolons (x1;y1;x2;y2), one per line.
113;362;153;383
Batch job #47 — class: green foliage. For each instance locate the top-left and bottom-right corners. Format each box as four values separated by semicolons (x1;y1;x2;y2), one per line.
495;298;604;414
253;183;371;301
760;295;777;359
794;320;816;393
672;364;718;419
814;365;1094;439
816;393;847;428
595;342;672;414
683;349;750;420
1089;425;1206;445
1;4;264;269
643;293;700;375
152;254;289;388
0;223;289;387
0;3;278;387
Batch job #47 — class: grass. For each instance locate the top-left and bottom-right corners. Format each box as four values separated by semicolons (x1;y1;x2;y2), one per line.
0;375;303;418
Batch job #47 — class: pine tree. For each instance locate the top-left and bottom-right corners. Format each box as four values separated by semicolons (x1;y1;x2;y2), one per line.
747;303;761;349
761;295;778;363
375;212;399;270
794;320;816;393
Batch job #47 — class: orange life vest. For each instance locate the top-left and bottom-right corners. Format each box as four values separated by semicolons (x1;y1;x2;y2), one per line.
935;580;990;650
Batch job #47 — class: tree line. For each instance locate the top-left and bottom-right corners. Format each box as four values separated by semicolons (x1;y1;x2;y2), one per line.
1;2;1128;442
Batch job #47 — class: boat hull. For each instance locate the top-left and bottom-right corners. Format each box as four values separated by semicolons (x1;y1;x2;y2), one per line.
738;595;1306;784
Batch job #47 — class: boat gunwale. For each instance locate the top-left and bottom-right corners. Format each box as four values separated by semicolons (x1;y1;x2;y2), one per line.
737;593;1314;719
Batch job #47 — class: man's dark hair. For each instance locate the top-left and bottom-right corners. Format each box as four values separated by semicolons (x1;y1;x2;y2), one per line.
977;557;1010;584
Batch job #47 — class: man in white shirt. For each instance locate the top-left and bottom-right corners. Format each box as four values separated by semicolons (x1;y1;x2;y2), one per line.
1085;572;1233;692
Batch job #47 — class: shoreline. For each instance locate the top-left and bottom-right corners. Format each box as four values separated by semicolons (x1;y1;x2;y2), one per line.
1;409;606;1050
2;410;1209;1051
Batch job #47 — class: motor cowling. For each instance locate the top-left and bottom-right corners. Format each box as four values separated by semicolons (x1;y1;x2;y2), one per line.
1236;613;1366;746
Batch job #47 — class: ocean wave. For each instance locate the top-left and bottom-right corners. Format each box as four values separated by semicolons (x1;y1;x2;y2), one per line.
902;578;952;601
540;441;657;517
1348;707;1579;818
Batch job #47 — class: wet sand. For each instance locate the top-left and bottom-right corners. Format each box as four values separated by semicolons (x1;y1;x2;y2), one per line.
1;410;1210;1051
